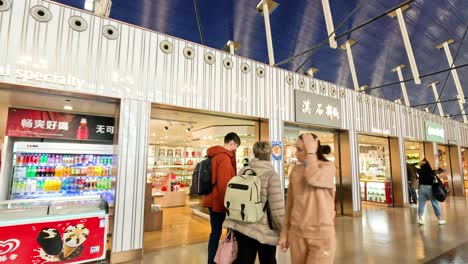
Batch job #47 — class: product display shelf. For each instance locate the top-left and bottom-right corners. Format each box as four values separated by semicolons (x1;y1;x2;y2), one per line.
360;179;392;205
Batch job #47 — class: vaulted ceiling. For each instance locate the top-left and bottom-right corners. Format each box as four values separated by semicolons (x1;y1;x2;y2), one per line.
54;0;468;121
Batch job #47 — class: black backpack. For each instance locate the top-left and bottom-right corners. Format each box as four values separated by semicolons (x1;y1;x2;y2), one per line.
190;157;214;195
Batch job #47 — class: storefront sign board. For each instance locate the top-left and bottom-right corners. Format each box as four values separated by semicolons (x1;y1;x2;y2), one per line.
271;141;283;161
425;121;445;143
295;90;341;128
0;215;107;263
0;64;85;89
6;108;115;142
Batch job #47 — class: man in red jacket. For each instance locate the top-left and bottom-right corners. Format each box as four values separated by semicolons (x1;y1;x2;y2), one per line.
203;132;240;264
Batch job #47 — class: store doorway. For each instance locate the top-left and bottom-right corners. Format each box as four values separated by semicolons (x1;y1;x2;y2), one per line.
358;134;404;207
462;148;468;192
283;124;348;215
144;106;267;252
437;144;464;196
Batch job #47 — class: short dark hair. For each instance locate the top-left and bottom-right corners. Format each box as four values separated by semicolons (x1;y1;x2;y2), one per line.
224;132;241;146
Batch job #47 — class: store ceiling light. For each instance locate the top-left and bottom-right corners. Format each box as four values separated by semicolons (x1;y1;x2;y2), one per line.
63;105;73;110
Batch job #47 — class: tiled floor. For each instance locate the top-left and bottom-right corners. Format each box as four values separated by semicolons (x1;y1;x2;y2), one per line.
127;196;468;263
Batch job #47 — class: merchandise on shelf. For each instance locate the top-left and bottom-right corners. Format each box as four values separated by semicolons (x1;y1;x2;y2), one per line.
10;153;115;200
360;180;392;205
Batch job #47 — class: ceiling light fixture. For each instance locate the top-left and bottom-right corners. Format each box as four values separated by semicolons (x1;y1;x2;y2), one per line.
64;105;73;110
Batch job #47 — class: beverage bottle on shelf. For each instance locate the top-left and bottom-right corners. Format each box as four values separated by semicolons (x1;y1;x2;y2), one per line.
36;179;41;192
61;178;67;191
31;166;37;177
57;154;63;164
96;178;102;190
83;155;89;165
50;166;55;177
77;178;83;190
16;154;23;165
49;155;55;164
33;154;39;164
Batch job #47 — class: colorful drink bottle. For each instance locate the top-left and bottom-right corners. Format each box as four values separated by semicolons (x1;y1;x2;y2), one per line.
76;118;89;140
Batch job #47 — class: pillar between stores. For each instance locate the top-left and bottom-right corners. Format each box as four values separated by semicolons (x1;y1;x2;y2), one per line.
111;98;151;263
424;142;438;167
390;137;406;207
449;144;464;197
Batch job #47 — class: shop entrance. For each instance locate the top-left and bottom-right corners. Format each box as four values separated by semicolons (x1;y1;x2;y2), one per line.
462;148;468;192
437;144;464;196
144;105;267;252
358;134;404;207
283;124;350;216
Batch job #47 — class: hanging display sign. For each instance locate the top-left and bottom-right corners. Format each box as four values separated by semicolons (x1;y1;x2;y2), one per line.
425;121;445;143
0;215;107;263
295;90;342;128
271;141;283;161
6;108;115;142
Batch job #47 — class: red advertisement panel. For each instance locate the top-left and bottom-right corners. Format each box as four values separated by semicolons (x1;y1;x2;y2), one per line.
6;108;114;142
0;216;107;263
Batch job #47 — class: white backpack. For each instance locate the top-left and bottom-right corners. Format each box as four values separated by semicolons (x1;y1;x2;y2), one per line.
224;168;266;223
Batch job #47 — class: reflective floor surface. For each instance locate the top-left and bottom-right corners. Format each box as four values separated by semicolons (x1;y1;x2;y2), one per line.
126;196;468;263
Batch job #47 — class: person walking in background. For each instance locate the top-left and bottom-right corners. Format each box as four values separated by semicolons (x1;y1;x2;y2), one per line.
203;132;241;264
417;158;446;225
279;133;336;264
407;163;419;208
224;141;285;264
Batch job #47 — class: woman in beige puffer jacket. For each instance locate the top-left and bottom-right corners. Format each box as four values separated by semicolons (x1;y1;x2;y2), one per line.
223;141;284;264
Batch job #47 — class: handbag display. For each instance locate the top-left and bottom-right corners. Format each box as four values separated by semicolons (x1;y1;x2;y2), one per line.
214;229;238;264
432;174;448;202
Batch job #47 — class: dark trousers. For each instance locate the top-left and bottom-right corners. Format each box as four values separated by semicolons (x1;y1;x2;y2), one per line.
233;231;277;264
208;208;226;264
409;186;418;204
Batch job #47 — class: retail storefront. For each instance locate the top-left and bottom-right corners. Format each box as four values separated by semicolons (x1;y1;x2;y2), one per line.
143;105;267;251
3;1;468;262
0;88;119;262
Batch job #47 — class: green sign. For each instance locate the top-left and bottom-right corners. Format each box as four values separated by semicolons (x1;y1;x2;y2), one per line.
425;121;445;143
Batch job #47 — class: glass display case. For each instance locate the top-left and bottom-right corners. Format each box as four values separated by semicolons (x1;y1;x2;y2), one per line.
7;142;116;203
0;196;108;263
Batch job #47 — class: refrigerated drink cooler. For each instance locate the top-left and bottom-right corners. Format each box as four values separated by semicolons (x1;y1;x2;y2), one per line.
1;142;116;203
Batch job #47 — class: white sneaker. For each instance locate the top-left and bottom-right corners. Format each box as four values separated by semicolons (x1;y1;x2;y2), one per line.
418;218;424;225
410;204;418;208
438;220;446;225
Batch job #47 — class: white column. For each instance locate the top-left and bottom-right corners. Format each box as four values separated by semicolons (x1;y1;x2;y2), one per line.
321;0;338;49
457;96;468;123
113;98;151;254
262;0;275;66
396;8;420;84
442;41;465;104
345;41;359;91
394;66;410;107
429;82;444;116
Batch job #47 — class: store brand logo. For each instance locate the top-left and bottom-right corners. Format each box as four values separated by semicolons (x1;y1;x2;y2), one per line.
371;127;390;135
0;239;20;255
0;64;85;88
427;127;444;138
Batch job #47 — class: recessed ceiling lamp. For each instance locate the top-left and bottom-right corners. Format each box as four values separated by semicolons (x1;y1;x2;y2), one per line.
64;105;73;110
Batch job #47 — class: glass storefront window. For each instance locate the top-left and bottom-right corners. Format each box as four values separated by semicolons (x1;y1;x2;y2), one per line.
358;135;391;181
283;126;336;191
358;135;392;205
405;141;424;166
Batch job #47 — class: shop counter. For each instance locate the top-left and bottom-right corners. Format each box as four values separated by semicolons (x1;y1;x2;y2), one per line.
360;179;392;205
0;196;108;264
